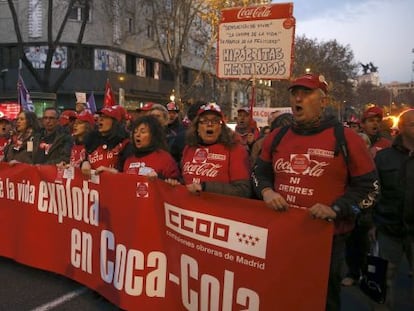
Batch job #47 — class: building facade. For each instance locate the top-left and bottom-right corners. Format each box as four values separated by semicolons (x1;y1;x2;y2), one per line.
0;0;274;118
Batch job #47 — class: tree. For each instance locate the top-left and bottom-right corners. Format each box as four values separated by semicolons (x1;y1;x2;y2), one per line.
7;0;91;92
395;89;414;109
355;81;391;111
140;0;201;106
272;35;359;108
139;0;256;107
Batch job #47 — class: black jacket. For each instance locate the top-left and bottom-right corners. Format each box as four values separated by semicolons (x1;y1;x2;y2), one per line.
374;135;414;237
32;127;72;164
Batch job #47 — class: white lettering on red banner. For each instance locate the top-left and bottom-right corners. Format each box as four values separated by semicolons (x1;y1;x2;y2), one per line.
180;254;260;310
100;229;167;297
38;179;99;225
164;203;268;259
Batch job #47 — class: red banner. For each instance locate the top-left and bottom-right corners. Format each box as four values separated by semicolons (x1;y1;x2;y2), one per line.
0;163;333;310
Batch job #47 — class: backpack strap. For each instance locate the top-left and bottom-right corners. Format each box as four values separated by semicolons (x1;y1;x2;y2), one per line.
333;123;349;165
270;125;290;155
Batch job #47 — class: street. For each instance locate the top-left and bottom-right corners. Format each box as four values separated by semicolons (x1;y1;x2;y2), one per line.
0;256;412;310
341;256;413;311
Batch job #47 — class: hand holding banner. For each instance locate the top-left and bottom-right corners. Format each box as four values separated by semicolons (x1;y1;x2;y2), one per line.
0;163;333;310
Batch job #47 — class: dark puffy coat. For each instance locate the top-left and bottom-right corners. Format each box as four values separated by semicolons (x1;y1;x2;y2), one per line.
374;135;414;237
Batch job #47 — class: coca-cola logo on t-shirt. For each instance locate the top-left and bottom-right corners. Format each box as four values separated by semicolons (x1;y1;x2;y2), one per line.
193;148;208;163
290;154;310;174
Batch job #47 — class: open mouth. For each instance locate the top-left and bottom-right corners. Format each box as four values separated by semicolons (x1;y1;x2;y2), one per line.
294;104;303;113
206;130;214;135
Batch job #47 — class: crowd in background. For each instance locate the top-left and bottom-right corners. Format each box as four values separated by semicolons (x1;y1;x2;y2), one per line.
0;73;413;311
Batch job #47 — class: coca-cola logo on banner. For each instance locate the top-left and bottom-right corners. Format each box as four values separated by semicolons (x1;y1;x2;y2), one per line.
136;182;149;198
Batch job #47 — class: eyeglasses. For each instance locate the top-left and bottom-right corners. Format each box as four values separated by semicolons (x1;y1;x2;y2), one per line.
199;118;222;125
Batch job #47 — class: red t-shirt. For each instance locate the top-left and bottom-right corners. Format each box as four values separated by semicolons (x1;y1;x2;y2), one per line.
371;136;392;157
123;149;180;179
181;143;250;184
260;127;375;209
70;144;87;168
88;139;129;169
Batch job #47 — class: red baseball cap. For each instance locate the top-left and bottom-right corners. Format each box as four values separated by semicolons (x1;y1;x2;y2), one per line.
0;114;10;122
76;110;95;126
237;107;250;114
362;106;383;121
59;110;77;126
99;106;123;122
141;102;155;111
113;105;132;121
166;101;179;112
348;115;360;124
289;74;329;94
197;103;224;120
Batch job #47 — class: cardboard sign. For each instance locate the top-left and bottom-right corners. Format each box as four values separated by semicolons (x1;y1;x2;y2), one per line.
218;3;295;80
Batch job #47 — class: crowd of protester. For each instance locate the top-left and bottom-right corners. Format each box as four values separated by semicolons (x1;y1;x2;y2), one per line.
0;73;413;311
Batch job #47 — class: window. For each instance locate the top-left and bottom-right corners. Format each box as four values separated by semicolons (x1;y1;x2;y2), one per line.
69;2;91;22
154;62;160;80
126;17;134;33
72;46;93;69
183;69;189;85
126;54;135;74
146;22;154;40
146;59;154;78
136;58;146;77
162;64;174;82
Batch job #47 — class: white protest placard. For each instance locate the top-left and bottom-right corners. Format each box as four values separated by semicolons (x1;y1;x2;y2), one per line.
218;3;295;80
75;92;87;104
253;107;292;128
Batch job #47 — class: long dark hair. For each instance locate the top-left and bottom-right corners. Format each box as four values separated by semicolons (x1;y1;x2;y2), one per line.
131;115;168;151
21;111;41;133
84;118;129;153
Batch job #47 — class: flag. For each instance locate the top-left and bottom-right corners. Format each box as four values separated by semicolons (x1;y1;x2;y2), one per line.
17;75;34;112
86;91;97;114
103;79;116;108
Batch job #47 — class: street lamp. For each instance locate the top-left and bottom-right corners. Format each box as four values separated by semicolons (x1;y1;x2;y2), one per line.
170;89;175;102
